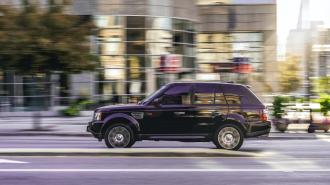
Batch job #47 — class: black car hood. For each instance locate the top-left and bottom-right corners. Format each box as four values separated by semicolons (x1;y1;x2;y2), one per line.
97;104;144;112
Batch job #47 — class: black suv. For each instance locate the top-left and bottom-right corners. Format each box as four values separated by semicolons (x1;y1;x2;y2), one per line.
87;82;270;150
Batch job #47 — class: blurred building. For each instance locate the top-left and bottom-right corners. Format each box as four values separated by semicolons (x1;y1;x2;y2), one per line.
286;21;322;96
71;0;199;103
0;0;277;111
312;25;330;77
285;0;329;97
196;0;277;95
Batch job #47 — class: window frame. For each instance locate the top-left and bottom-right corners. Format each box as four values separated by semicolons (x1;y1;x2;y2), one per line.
214;85;228;106
191;84;229;106
159;84;193;107
192;84;215;105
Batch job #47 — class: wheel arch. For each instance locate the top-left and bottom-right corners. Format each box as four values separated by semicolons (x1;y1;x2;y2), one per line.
214;115;247;136
101;113;140;138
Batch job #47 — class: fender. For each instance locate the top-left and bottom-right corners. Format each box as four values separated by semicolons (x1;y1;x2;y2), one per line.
101;113;141;133
224;113;247;130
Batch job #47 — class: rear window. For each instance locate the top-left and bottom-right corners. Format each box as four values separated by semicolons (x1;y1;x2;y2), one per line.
221;85;262;106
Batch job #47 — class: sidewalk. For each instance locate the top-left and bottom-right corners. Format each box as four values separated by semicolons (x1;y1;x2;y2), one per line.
0;116;90;137
0;116;328;139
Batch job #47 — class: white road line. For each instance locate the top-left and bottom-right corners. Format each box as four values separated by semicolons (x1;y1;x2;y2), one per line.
0;159;28;164
316;134;330;142
0;168;329;172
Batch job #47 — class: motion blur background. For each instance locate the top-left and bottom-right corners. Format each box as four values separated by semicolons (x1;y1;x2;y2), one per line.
0;0;329;122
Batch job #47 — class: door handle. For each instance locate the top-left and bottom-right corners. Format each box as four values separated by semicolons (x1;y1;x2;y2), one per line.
174;112;186;116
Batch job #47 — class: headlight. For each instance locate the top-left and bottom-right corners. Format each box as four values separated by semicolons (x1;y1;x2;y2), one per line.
94;112;102;121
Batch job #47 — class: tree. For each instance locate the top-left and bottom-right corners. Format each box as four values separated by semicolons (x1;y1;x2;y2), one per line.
0;0;97;75
279;56;302;93
313;76;330;95
314;94;330;116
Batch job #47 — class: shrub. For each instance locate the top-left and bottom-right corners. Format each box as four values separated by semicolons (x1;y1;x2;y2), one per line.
272;96;289;119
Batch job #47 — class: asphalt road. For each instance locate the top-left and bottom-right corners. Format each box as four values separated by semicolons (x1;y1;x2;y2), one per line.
1;134;330;185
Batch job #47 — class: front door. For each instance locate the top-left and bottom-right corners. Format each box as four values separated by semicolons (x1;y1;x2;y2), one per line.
141;84;195;135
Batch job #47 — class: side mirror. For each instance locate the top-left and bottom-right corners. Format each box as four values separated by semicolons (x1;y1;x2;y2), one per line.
152;98;162;107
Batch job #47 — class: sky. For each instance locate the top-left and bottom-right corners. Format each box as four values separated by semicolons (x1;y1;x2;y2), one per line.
277;0;330;58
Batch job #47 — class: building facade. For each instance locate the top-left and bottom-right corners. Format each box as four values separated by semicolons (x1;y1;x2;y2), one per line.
196;0;277;95
71;0;199;103
0;0;277;111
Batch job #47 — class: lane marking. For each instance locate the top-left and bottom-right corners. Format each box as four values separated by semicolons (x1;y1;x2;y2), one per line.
0;168;330;172
316;134;330;142
0;159;28;164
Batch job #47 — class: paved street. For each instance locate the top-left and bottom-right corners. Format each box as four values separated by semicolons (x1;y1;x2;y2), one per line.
0;134;330;185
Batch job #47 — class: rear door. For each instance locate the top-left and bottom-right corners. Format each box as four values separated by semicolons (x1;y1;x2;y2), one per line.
191;84;228;134
221;85;265;129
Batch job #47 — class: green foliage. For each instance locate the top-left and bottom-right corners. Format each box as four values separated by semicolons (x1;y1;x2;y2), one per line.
315;94;330;116
61;98;94;117
272;96;289;119
313;76;330;95
0;1;97;75
61;104;80;117
279;56;302;93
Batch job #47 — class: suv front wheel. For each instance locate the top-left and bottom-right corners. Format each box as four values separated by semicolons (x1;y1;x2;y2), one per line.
104;124;135;148
213;124;244;150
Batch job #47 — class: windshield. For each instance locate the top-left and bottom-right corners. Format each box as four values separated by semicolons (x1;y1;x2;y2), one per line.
139;85;167;105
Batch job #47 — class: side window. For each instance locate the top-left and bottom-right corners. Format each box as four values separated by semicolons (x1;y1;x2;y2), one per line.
161;85;192;105
193;84;215;105
225;93;241;105
221;85;261;105
221;85;242;105
214;86;227;104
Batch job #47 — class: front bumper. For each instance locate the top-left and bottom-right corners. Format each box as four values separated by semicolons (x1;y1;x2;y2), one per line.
87;121;104;140
245;121;271;137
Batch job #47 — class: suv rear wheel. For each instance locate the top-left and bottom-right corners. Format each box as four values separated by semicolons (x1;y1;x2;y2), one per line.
213;124;244;150
104;124;135;148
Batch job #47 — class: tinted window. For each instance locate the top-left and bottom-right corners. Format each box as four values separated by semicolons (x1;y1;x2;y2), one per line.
194;84;215;105
214;86;227;104
242;87;262;105
221;85;261;105
161;85;192;105
225;93;242;105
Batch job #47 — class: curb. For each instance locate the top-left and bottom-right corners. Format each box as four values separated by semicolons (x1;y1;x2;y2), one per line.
0;148;259;157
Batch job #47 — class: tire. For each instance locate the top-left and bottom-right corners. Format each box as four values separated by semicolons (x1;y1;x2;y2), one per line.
213;124;244;150
307;128;315;133
104;123;135;148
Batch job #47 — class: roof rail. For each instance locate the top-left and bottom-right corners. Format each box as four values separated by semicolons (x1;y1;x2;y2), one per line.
226;81;234;83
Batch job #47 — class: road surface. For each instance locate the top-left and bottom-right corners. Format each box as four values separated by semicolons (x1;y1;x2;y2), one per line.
0;134;330;185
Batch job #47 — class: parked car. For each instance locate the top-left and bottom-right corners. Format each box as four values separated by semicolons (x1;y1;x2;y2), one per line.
87;82;271;150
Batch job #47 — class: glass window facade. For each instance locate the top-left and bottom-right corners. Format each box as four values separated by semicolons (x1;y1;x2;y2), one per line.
197;32;263;82
95;15;197;103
